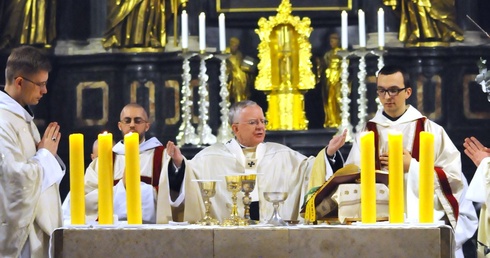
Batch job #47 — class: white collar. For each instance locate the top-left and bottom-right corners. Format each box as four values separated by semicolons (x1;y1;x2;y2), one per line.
112;136;163;154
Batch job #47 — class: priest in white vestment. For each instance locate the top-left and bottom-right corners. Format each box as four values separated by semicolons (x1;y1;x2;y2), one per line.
156;100;347;224
64;104;185;223
0;46;65;258
464;136;490;258
342;65;477;258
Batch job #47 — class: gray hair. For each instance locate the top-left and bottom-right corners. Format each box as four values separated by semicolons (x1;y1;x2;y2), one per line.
228;100;258;125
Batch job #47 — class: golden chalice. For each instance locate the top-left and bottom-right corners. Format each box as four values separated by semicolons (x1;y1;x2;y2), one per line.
195;180;220;226
240;174;257;224
222;175;247;226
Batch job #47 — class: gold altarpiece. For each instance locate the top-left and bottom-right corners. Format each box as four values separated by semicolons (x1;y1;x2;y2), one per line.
255;0;315;130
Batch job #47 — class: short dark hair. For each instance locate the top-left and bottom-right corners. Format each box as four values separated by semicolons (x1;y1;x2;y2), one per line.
5;46;52;84
377;65;411;88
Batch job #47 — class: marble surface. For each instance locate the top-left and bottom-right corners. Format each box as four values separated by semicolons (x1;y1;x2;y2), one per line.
51;224;454;258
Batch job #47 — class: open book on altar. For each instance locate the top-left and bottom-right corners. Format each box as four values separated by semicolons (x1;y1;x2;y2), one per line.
301;164;389;223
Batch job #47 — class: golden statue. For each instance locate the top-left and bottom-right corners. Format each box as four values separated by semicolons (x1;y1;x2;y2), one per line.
384;0;464;47
255;0;315;130
226;37;250;104
103;0;169;50
0;0;56;50
322;32;342;128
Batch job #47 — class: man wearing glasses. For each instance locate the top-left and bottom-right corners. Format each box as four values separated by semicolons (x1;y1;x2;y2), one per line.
79;103;184;223
343;65;477;258
0;46;65;257
159;100;347;223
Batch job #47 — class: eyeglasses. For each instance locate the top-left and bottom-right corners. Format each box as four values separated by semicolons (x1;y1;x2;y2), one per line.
376;87;407;97
235;119;269;126
120;117;147;125
17;76;48;88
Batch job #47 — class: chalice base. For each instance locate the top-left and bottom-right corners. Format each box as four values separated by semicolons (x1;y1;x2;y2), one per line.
222;217;248;226
197;217;220;226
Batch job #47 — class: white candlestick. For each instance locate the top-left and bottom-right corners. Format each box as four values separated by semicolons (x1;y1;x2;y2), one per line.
181;10;188;49
378;8;385;48
219;13;226;52
358;9;366;48
199;12;206;52
341;11;348;50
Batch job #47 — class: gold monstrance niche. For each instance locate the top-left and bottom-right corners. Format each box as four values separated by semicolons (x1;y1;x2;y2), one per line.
255;0;315;130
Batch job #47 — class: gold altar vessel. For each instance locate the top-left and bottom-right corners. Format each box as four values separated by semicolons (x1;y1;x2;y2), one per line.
254;0;315;130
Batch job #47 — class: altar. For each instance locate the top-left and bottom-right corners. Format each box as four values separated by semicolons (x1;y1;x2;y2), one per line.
51;224;454;258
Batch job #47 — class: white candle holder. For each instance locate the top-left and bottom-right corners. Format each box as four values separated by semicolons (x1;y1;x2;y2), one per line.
337;50;353;142
196;52;217;146
371;48;386;111
354;49;369;133
214;53;233;143
176;50;199;147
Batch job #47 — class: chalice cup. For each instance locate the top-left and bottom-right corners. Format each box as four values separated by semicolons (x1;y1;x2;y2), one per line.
222;175;245;226
240;174;257;224
263;192;289;226
196;180;220;226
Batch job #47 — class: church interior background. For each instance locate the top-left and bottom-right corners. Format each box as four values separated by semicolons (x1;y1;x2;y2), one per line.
1;2;490;252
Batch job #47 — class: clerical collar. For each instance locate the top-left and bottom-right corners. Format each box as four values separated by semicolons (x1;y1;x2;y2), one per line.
238;141;257;150
382;108;408;121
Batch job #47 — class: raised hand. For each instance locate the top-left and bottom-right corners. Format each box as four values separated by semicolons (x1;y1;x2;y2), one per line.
326;129;347;156
37;122;61;155
166;141;183;168
463;136;490;166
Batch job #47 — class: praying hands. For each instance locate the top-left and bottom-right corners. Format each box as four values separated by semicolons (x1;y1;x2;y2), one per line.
463;136;490;166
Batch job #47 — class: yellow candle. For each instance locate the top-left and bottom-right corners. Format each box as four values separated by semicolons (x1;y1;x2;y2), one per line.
419;132;434;223
124;132;142;224
388;131;404;223
98;132;114;224
360;131;376;223
69;133;85;224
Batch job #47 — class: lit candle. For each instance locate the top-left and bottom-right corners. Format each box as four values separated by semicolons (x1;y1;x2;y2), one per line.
419;132;434;223
124;132;142;224
378;8;385;48
360;131;376;223
98;132;114;224
219;13;226;53
341;11;348;50
199;12;206;52
388;131;404;223
69;133;85;224
181;10;188;49
358;9;366;48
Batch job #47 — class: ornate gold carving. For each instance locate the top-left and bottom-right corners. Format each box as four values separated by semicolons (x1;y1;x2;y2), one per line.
463;74;490;119
130;81;156;122
254;0;315;130
165;80;180;125
76;81;109;127
416;74;441;120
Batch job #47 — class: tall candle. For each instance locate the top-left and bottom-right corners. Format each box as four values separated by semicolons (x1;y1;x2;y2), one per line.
341;11;348;50
388;131;404;223
219;13;226;52
125;132;142;224
378;8;385;48
358;9;366;48
69;133;85;224
199;12;206;52
181;10;188;49
419;132;434;223
98;132;114;224
360;131;376;223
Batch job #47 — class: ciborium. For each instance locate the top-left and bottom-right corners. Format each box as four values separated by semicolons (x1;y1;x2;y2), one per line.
222;175;247;226
240;174;257;224
195;180;220;226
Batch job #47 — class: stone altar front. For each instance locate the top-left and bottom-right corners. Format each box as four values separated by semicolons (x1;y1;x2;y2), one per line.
51;224;454;258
